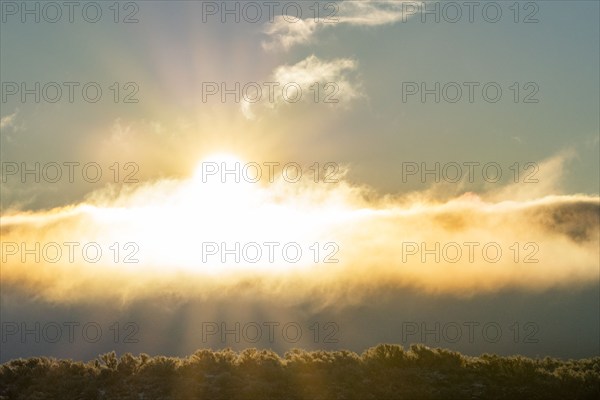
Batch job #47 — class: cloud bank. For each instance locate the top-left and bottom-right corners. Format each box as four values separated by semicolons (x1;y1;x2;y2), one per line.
1;152;598;305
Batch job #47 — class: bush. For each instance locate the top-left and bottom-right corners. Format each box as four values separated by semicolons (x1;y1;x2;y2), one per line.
1;345;598;400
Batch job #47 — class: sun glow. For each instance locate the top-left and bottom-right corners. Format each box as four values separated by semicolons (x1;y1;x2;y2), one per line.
190;152;255;209
193;152;246;182
1;151;598;303
105;152;350;276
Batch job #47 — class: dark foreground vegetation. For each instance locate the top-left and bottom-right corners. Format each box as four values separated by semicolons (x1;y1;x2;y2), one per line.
1;344;598;399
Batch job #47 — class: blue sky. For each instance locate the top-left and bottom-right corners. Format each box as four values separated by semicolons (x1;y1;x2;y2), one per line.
2;1;598;205
1;1;598;360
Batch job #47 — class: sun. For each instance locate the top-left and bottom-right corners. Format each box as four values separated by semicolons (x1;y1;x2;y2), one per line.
97;149;343;275
193;152;246;183
200;152;245;165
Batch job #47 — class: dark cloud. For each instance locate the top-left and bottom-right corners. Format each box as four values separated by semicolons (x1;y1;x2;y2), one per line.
527;200;600;243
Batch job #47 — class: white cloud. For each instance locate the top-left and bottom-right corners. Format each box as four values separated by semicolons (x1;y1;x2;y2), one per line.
1;151;598;304
0;110;22;144
262;1;422;51
241;55;362;119
262;17;320;52
0;110;18;130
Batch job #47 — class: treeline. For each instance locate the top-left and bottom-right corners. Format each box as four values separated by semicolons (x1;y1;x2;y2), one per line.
1;344;599;399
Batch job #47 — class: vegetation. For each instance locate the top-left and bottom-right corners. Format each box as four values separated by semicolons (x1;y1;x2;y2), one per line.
1;344;598;399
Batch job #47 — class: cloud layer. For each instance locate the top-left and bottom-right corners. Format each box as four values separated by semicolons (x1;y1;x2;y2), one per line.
1;151;598;305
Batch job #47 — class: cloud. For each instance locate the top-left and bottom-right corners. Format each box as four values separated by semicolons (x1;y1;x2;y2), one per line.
262;1;421;52
262;17;320;52
0;111;18;130
241;55;362;119
1;152;598;305
487;150;576;202
0;110;21;143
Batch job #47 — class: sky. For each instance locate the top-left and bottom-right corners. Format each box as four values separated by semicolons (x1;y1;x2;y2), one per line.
0;0;599;362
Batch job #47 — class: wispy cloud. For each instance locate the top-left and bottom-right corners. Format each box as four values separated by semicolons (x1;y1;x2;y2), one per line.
0;109;21;139
241;55;362;119
0;111;18;130
262;1;421;51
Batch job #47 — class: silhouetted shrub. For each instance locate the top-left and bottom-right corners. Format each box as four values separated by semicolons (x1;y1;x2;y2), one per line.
1;345;598;399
